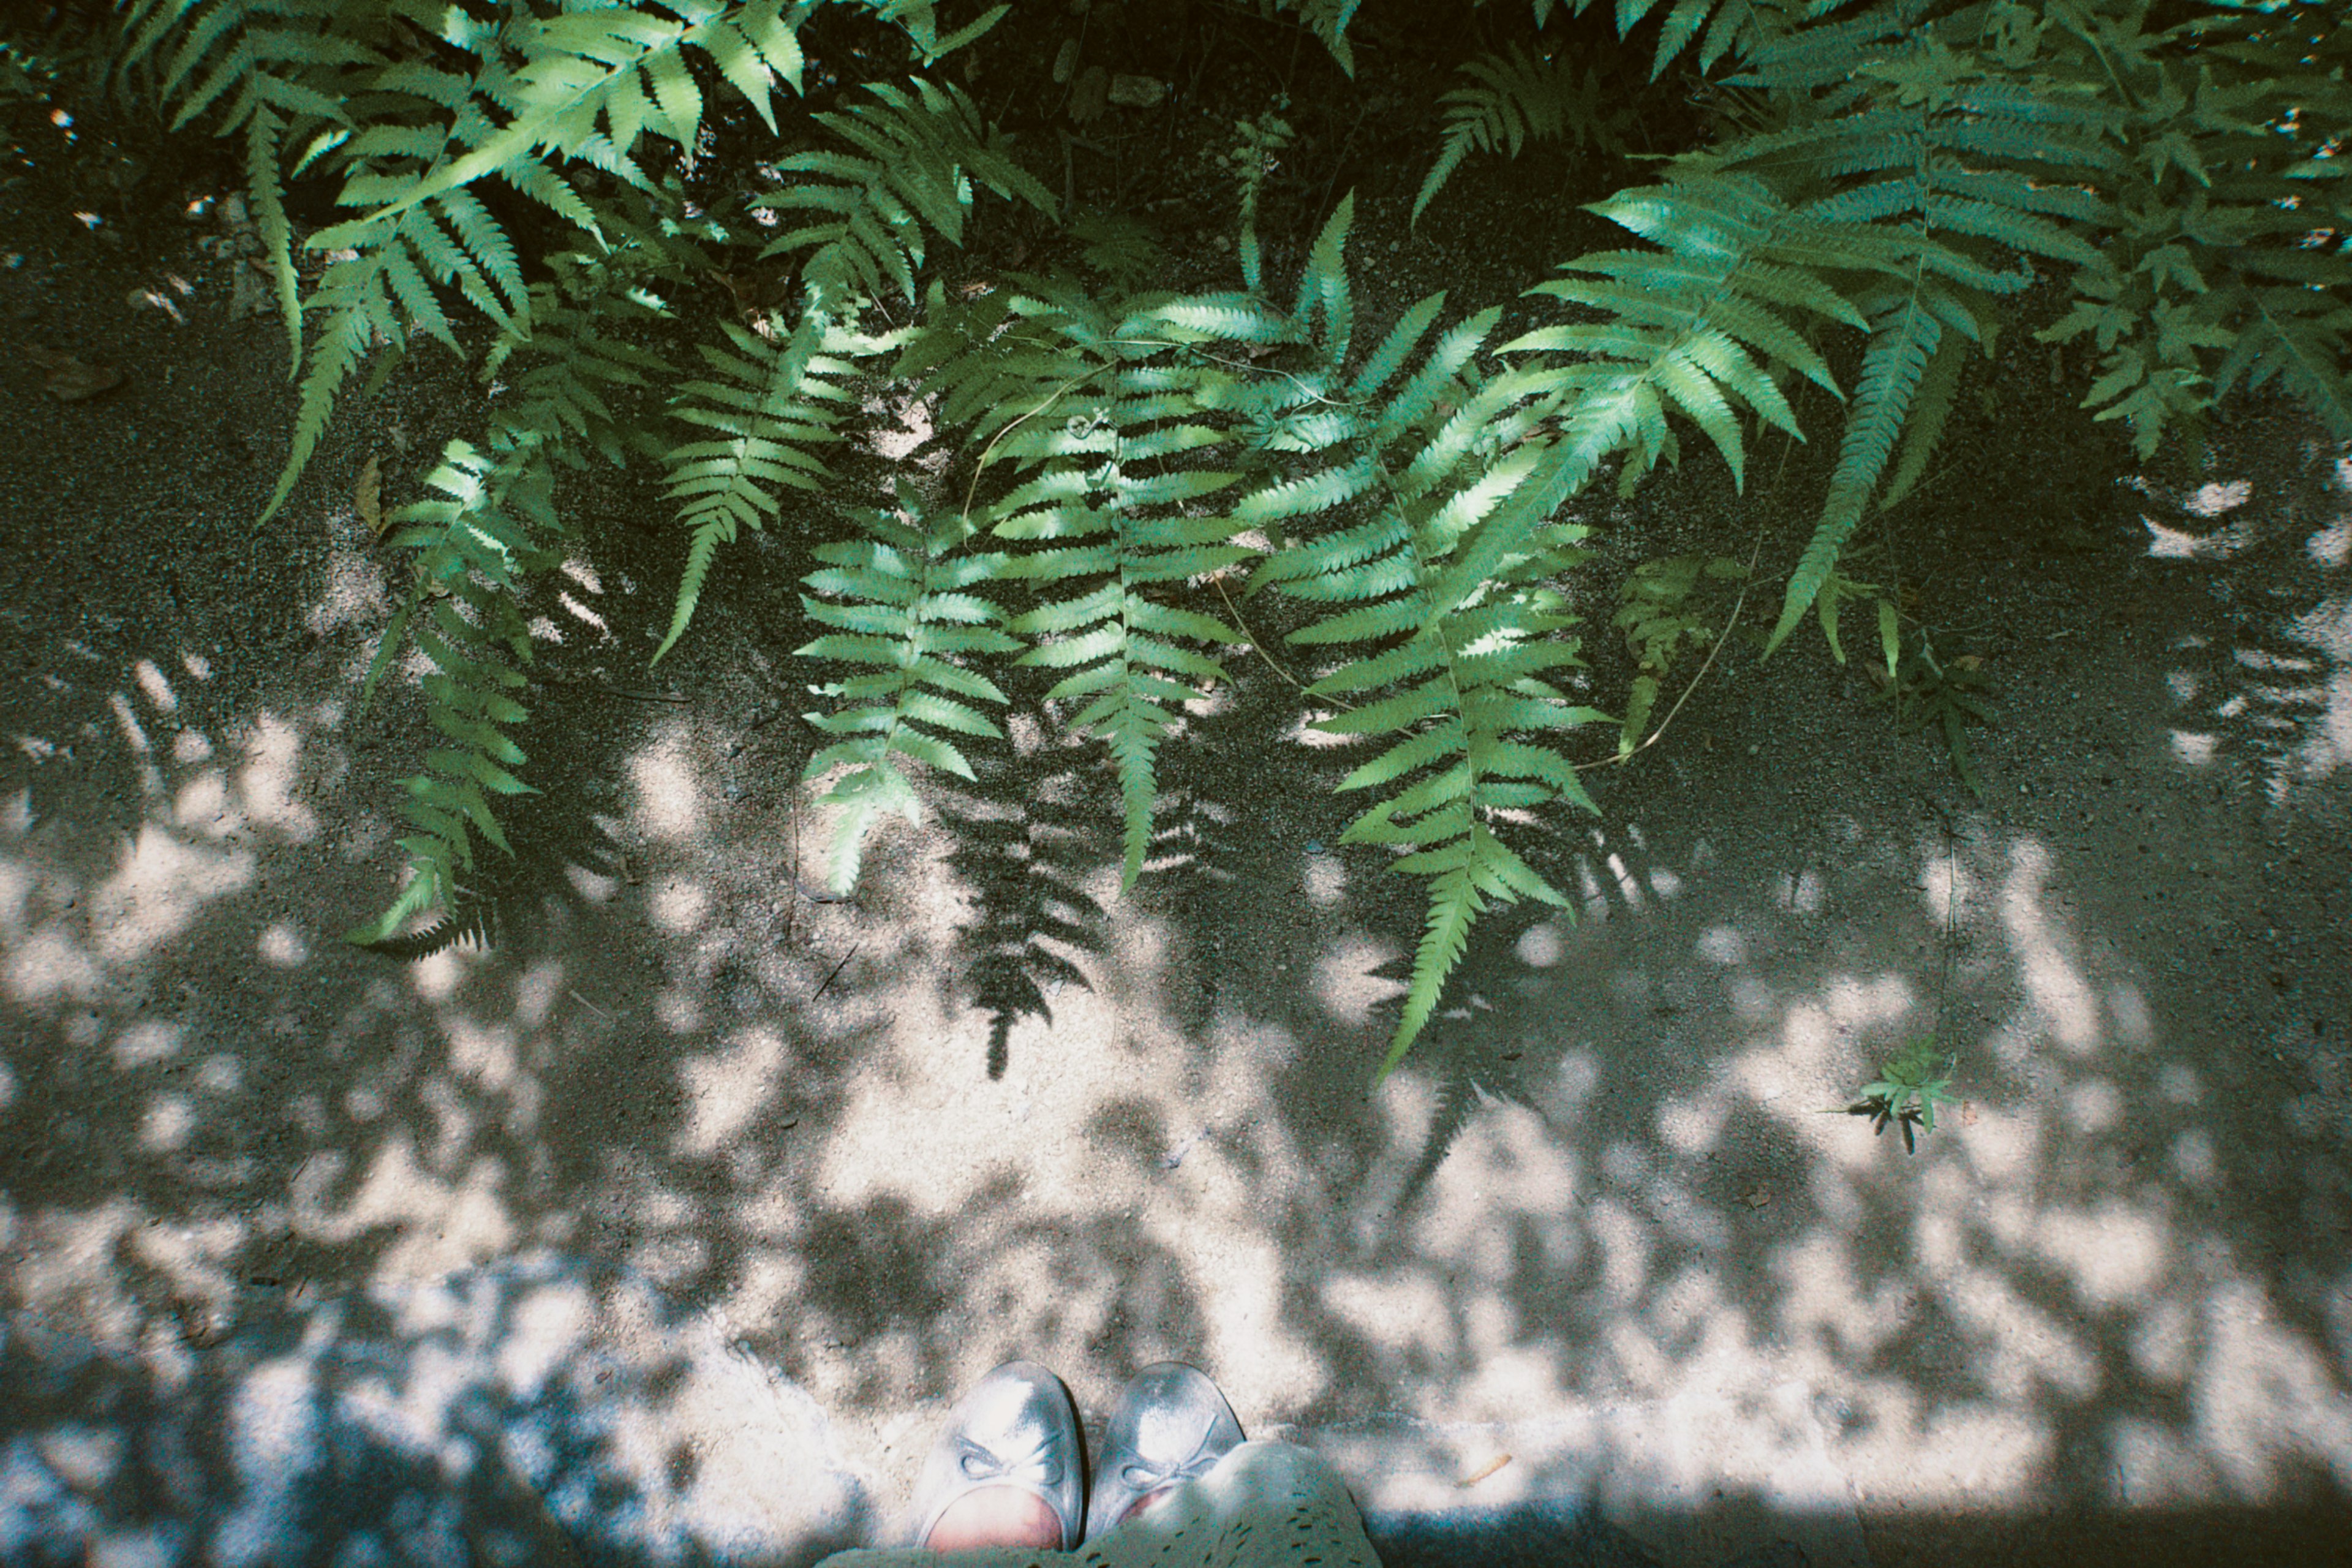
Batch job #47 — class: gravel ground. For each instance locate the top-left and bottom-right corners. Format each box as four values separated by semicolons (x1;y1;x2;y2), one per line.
3;10;2350;1564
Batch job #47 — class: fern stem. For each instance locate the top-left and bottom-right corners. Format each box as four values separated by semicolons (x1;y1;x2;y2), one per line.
1577;514;1770;772
1210;574;1355;711
958;372;1093;527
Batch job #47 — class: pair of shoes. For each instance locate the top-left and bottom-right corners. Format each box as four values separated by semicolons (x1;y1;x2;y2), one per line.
908;1361;1245;1550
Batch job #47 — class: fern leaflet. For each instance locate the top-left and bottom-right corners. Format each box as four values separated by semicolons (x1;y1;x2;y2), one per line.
797;486;1020;894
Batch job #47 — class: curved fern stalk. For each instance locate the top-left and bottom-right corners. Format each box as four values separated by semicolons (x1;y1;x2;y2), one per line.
1414;43;1623;227
797;485;1020;894
1246;198;1607;1077
934;276;1258;891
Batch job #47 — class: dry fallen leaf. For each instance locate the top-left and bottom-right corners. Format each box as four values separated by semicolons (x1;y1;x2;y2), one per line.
1108;74;1166;109
127;285;186;325
1457;1454;1513;1488
355;453;383;537
228;262;267;321
1742;1187;1771;1210
1069;66;1109;124
23;345;123;402
1961;1100;1981;1126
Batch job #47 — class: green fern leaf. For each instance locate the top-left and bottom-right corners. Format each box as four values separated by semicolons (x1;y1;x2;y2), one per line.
1769;279;1942;653
655;308;891;662
758;79;1054;309
1414;45;1623;225
797;487;1019;894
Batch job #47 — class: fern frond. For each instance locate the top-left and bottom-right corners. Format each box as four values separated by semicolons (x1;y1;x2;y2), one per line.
1875;320;1966;512
2214;286;2352;443
1226;205;1606;1074
119;0;383;373
331;0;811;231
1497;175;1861;514
1769;276;1941;653
797;486;1020;894
655;307;893;662
346;436;553;946
968;299;1256;891
1268;0;1367;75
1414;45;1622;226
259;190;537;523
758;78;1054;308
840;0;1012;64
355;892;499;959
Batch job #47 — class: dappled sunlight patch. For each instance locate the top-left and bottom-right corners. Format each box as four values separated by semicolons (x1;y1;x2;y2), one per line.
2031;1199;2171;1310
628;728;706;842
2194;1276;2352;1495
132;657;179;716
236;715;320;843
1955;1102;2043;1186
111;1019;182;1067
1996;840;2100;1055
2171;729;2222;764
257;922;308;967
91;827;254;968
1837;1388;2051;1504
290;1134;518;1281
2063;1076;2125;1136
140;1092;196;1152
655;989;706;1031
514;961;563;1028
174;769;231;829
564;859;622;902
408;949;469;1001
445;1016;532;1110
1313;936;1404;1026
676;1027;791;1158
1318;1269;1455;1366
6;924;104;1005
10;1197;159;1348
650;878;711;932
1771;1231;1919;1363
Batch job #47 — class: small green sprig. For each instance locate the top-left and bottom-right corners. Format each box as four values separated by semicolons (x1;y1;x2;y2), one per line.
1836;1036;1956;1153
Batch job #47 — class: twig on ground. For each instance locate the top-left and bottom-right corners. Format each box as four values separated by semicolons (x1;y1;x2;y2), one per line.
812;943;861;1001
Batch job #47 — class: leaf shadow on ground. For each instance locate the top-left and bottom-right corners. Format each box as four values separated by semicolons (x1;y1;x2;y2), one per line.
4;325;2352;1568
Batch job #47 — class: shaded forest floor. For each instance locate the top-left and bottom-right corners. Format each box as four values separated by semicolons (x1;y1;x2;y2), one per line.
4;6;2351;1564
